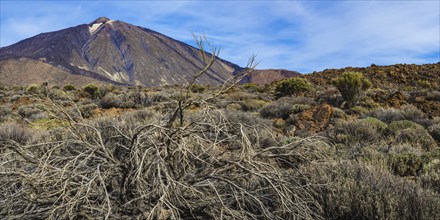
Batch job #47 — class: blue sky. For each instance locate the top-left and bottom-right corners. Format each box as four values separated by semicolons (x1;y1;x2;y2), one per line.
1;0;439;73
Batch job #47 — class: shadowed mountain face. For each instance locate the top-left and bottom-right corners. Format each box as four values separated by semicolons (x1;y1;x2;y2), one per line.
0;17;245;86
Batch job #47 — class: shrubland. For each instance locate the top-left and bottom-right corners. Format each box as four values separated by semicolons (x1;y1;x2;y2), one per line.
1;50;439;219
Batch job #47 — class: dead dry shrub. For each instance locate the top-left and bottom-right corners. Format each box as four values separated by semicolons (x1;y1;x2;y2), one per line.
0;105;327;219
0;35;326;219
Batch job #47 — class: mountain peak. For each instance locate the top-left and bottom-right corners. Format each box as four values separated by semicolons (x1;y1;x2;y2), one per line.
0;16;242;87
90;17;111;25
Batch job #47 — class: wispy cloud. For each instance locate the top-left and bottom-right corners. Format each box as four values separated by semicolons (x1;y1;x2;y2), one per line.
1;1;438;73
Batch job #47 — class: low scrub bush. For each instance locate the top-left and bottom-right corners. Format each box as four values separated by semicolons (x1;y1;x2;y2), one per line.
63;84;76;91
47;88;70;101
369;108;405;124
389;152;424;176
260;102;292;119
26;84;40;95
358;96;380;109
79;103;99;119
316;86;343;106
401;104;427;121
386;120;424;135
17;105;45;120
428;123;440;142
242;83;268;93
395;127;437;151
315;162;440;219
99;93;122;109
240;99;267;112
125;90;150;107
332;117;386;144
83;84;100;99
225;102;242;111
0;122;33;144
350;105;370;115
427;90;440;101
291;104;311;114
0;105;12;122
420;159;440;193
275;77;313;98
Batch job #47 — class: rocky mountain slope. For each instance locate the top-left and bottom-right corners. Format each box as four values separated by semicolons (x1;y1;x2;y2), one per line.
1;17;244;86
301;62;440;117
304;63;440;88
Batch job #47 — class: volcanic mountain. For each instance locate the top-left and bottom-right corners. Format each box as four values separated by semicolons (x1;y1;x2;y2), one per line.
1;17;251;86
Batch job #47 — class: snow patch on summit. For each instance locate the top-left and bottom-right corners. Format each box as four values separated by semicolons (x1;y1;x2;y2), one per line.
90;23;103;33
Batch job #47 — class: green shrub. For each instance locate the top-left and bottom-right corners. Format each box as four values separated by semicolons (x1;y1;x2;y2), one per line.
363;117;388;132
275;77;313;98
26;84;40;95
63;84;76;91
350;105;370;115
390;152;424;176
395;128;437;151
83;84;99;99
332;71;372;108
358;96;380;109
333;117;385;144
240;99;267;112
47;88;70;101
417;80;432;89
331;107;347;119
420;159;440;193
387;120;437;151
386;120;424;135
